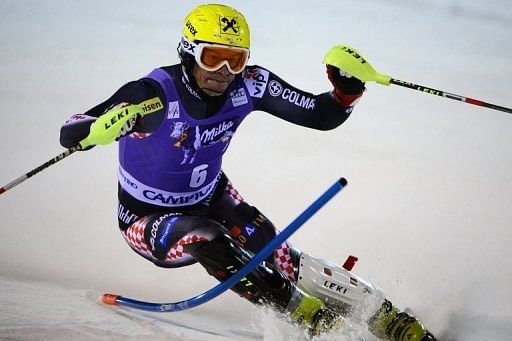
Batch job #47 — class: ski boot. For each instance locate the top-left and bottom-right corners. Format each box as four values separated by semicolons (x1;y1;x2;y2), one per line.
184;232;346;337
368;300;436;341
293;252;437;341
287;286;347;336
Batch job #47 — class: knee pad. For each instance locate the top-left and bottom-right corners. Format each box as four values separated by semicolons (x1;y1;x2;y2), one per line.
296;252;385;323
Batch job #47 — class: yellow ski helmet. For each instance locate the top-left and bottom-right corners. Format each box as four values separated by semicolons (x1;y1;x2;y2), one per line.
182;3;250;49
178;4;250;74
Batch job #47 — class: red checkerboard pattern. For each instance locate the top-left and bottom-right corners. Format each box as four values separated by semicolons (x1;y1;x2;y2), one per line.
274;240;296;283
224;181;296;282
226;180;244;204
123;218;209;264
122;217;154;259
130;132;152;139
165;234;209;261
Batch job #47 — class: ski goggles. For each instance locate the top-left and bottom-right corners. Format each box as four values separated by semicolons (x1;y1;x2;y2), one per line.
181;37;250;74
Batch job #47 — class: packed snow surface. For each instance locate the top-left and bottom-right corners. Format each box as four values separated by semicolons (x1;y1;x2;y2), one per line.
1;1;511;340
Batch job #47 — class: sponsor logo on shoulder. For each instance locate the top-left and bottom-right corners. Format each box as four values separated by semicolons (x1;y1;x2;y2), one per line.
230;88;248;107
268;80;283;97
167;101;180;119
269;80;316;110
140;97;163;114
244;68;269;98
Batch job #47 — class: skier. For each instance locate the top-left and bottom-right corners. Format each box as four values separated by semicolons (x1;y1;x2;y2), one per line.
60;3;436;340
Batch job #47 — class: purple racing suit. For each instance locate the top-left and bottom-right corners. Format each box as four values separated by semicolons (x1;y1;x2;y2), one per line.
59;63;354;307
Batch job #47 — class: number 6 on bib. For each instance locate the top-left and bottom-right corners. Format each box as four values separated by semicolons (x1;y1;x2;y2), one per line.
189;164;209;188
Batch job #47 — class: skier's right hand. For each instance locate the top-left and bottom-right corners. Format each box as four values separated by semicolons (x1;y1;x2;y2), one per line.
79;103;143;149
326;65;365;107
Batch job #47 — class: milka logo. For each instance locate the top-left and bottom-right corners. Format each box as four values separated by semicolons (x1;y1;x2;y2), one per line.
201;121;234;144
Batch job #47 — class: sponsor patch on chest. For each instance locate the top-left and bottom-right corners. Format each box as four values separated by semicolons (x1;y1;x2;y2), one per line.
230;88;248;107
167;101;180;118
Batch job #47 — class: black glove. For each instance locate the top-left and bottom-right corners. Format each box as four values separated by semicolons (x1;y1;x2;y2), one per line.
326;65;365;107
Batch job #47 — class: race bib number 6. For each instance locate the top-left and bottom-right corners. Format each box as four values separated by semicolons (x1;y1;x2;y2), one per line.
189;164;209;188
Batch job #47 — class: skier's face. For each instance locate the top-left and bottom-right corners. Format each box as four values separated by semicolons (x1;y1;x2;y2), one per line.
193;64;235;96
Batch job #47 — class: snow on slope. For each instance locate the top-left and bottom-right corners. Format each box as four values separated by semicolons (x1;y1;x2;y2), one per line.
1;1;511;340
0;276;263;340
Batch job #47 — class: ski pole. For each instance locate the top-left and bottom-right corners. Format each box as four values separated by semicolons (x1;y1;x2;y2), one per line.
0;146;80;195
324;45;512;114
1;97;163;196
102;177;348;312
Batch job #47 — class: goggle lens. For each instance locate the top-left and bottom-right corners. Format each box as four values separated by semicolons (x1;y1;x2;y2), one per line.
198;45;249;74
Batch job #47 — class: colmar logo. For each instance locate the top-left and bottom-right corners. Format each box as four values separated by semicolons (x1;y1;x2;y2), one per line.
282;89;316;110
182;76;202;100
268;80;316;110
150;213;173;251
268;80;283;97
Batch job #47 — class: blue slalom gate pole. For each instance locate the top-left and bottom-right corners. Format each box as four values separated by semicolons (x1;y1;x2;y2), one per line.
102;178;348;312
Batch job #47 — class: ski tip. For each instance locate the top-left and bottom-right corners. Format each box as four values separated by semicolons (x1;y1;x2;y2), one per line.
338;178;348;187
102;293;120;305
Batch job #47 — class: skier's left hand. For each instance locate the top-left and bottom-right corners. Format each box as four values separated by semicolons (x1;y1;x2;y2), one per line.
326;65;365;107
